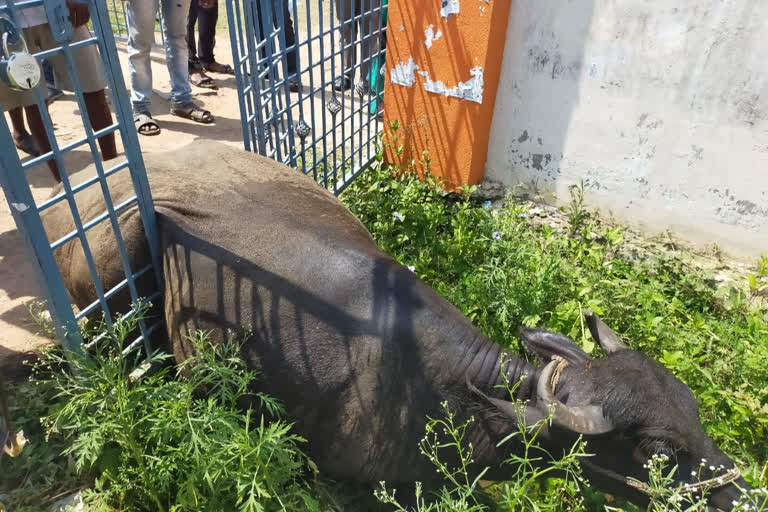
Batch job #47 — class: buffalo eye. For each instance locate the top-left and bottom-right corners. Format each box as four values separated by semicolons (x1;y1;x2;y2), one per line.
638;436;678;460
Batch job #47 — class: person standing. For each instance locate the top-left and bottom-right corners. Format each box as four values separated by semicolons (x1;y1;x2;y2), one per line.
126;0;214;135
333;0;381;92
186;0;234;90
1;0;117;182
254;0;299;92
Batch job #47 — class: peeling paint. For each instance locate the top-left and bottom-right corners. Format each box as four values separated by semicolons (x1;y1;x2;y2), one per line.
11;202;29;213
440;0;459;20
419;67;484;103
711;189;768;230
424;24;443;49
391;56;419;87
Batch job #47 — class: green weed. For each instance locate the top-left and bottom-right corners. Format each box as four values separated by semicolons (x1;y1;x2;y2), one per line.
2;309;321;512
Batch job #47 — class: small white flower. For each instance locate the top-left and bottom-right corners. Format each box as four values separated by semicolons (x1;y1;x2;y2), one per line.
407;265;415;272
393;211;404;221
709;465;716;471
492;231;502;240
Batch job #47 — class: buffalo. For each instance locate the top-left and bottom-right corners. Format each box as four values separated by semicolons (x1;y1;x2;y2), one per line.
41;140;751;510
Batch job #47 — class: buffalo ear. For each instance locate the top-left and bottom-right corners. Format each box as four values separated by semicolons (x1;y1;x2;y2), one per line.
584;309;629;353
519;327;591;365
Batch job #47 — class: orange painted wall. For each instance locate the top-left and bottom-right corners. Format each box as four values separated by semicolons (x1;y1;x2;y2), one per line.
383;0;512;190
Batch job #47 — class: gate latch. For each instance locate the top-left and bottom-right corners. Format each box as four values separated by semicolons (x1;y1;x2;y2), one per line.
0;15;41;90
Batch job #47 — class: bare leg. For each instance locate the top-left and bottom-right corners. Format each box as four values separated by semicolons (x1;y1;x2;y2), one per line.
84;90;117;161
8;107;28;137
23;104;60;182
8;107;42;156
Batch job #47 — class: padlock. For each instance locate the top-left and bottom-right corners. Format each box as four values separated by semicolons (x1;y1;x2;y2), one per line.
0;15;41;91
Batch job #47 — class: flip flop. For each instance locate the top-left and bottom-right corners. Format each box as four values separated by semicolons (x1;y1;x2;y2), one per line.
189;74;217;90
170;102;214;124
13;133;41;157
134;112;161;136
204;62;235;75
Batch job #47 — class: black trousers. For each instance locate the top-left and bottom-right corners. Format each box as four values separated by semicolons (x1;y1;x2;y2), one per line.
254;0;297;74
187;0;219;71
334;0;381;81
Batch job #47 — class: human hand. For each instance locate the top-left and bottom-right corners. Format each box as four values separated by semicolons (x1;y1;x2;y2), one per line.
66;0;90;26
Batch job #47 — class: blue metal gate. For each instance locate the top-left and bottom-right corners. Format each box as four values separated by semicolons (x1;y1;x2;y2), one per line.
0;0;162;355
104;0;165;45
226;0;388;194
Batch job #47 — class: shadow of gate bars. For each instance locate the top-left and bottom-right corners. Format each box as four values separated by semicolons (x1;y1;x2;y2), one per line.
0;0;163;356
225;0;388;195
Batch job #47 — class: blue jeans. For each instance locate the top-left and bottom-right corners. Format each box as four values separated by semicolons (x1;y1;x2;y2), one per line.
126;0;193;112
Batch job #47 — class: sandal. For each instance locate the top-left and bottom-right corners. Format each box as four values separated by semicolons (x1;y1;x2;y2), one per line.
13;133;41;156
189;72;217;90
170;102;214;124
203;61;235;75
134;112;161;136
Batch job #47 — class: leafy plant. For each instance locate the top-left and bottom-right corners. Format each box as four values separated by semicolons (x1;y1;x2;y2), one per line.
565;180;590;237
0;373;85;512
26;299;57;339
26;310;321;512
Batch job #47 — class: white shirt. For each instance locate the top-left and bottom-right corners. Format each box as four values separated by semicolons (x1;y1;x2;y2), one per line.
1;1;48;29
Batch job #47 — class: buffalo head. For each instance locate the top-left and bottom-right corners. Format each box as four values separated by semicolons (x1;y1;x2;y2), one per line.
516;311;752;511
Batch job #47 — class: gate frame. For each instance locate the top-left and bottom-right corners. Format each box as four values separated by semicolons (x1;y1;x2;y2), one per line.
0;0;163;356
225;0;388;196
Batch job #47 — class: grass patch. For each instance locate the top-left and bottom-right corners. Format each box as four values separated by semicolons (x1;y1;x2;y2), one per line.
1;312;322;512
340;142;768;487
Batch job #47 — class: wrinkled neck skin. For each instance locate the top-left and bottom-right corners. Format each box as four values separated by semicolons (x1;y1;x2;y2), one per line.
429;318;552;480
460;333;540;402
434;323;589;484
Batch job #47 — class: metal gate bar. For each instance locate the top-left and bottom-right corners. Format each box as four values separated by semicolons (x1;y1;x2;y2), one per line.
1;0;163;355
227;0;387;195
104;0;165;46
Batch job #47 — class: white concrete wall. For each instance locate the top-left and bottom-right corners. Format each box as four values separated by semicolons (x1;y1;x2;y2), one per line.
485;0;768;260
